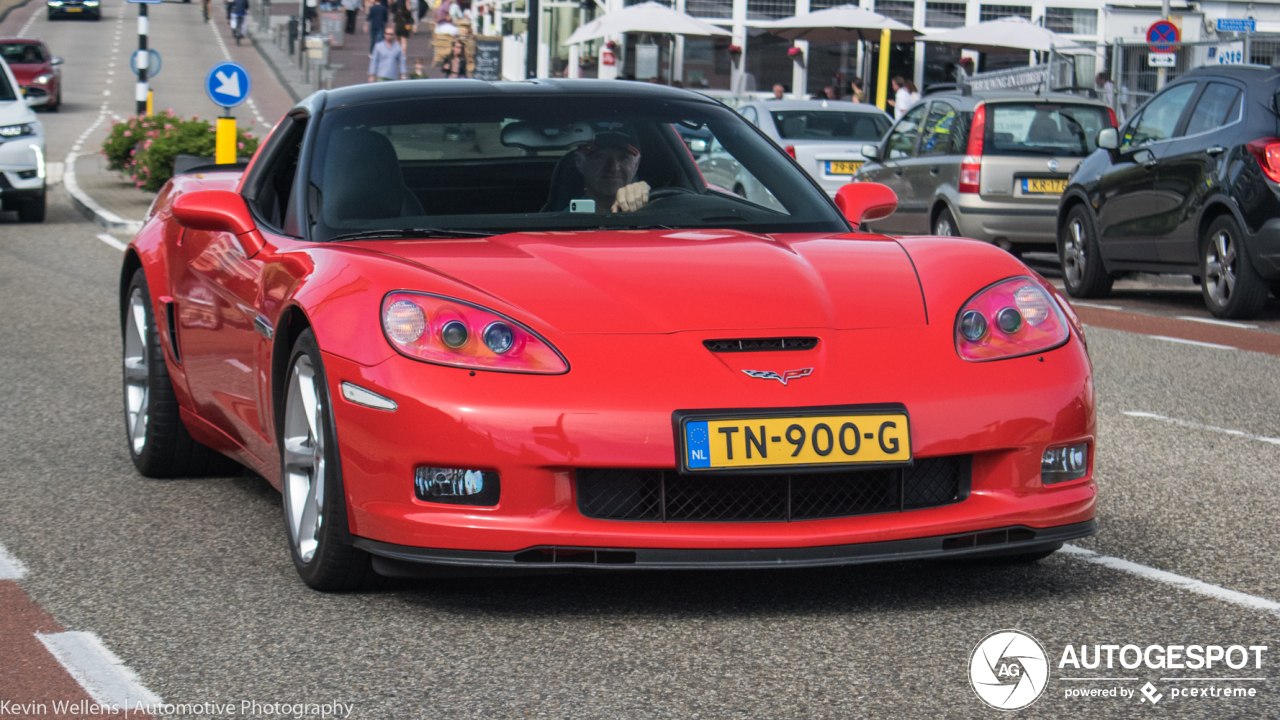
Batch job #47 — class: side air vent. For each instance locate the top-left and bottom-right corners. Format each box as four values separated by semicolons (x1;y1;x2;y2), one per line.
703;337;819;353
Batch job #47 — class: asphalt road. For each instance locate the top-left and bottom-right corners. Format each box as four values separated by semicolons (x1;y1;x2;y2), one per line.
0;4;1279;718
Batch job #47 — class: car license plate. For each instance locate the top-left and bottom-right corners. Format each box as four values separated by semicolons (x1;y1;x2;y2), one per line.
66;7;82;10
826;160;863;175
1022;177;1066;194
679;408;911;472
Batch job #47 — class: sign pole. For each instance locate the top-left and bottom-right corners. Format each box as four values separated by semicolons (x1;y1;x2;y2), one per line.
1157;0;1169;90
136;3;149;116
875;28;889;112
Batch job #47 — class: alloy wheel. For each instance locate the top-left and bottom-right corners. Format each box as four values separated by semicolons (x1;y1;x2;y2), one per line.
1063;219;1088;288
1204;229;1237;305
123;288;150;455
934;215;954;236
283;355;325;563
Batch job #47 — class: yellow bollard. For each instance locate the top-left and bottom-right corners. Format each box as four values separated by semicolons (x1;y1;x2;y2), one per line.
146;91;153;116
876;28;890;112
216;117;237;164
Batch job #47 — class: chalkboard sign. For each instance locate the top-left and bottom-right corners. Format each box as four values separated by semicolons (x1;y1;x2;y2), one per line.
473;38;502;81
320;11;345;48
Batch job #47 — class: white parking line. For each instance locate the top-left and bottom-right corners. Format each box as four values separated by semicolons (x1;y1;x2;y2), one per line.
96;233;127;252
1175;315;1258;329
1149;335;1237;350
36;632;163;708
1062;545;1280;614
0;541;27;580
1123;410;1280;446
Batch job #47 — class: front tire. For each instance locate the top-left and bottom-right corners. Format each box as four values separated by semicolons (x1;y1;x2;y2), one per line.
281;330;377;591
17;187;45;222
1201;215;1268;319
122;269;235;477
1060;204;1112;298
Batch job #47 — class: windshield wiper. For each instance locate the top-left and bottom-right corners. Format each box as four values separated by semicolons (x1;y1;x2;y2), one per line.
325;228;494;242
604;224;676;231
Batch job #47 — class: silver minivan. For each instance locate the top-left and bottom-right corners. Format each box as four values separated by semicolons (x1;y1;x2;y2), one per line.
854;89;1115;252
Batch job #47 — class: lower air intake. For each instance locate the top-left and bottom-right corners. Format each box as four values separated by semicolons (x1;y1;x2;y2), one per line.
576;456;970;522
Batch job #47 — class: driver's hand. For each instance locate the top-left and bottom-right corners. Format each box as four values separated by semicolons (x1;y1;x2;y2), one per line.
612;181;650;213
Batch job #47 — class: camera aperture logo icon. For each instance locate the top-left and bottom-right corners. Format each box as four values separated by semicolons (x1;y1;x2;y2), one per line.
969;630;1050;711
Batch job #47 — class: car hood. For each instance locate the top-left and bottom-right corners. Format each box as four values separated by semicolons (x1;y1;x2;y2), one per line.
0;98;37;125
349;229;926;334
7;65;47;83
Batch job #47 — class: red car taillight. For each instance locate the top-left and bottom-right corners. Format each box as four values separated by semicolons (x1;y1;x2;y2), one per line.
960;103;985;194
381;292;569;374
955;276;1069;362
1247;137;1280;182
784;145;796;159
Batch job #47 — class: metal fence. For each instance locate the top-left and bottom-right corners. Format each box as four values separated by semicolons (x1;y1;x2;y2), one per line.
1110;35;1280;122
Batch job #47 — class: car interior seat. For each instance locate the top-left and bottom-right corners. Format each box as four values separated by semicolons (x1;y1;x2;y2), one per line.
321;129;425;222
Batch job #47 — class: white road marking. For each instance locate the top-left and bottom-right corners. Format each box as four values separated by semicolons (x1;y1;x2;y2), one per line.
36;632;163;708
0;541;27;580
17;2;42;36
1175;315;1258;329
1069;301;1123;311
96;233;126;251
1149;335;1237;350
1123;411;1280;446
1062;545;1280;613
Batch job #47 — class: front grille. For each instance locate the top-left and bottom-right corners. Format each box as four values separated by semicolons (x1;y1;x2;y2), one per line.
577;456;970;522
703;337;819;352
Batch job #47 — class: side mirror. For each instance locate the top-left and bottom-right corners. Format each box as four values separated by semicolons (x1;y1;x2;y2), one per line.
51;56;64;66
834;182;897;226
860;143;879;160
171;190;264;256
1097;127;1118;150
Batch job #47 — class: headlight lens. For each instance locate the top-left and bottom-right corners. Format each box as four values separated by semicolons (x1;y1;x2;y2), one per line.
954;276;1069;361
381;292;569;374
33;74;51;85
1042;442;1089;484
0;124;34;138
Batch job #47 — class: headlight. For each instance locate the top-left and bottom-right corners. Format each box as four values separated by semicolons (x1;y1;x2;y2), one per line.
0;124;35;138
954;276;1069;361
84;0;99;4
47;1;63;5
381;292;569;374
33;74;51;85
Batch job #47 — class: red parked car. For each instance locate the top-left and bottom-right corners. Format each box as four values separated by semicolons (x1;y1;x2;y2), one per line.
0;39;61;111
119;81;1097;590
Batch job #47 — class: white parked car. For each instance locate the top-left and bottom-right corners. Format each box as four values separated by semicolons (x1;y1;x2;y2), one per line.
736;99;892;197
0;54;44;222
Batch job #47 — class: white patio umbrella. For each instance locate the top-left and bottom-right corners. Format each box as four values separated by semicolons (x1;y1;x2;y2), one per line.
564;2;732;46
761;5;919;43
919;16;1085;53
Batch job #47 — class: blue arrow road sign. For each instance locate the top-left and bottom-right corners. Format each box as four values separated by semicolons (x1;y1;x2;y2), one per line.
205;62;251;108
1216;18;1256;33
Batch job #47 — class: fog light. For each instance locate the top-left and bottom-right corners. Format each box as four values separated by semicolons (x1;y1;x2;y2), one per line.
960;310;987;341
414;467;500;505
440;320;468;348
1041;442;1089;484
16;169;37;179
996;307;1023;334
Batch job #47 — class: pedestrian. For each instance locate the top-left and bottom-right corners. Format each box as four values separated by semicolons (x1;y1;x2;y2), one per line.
905;79;920;107
343;0;361;35
850;77;865;103
229;0;248;41
392;0;415;53
892;75;913;119
440;38;467;78
368;26;407;80
1095;71;1116;108
365;0;388;54
410;57;428;78
770;83;785;100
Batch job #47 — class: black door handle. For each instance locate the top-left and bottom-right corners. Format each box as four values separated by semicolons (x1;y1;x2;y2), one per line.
1206;145;1225;156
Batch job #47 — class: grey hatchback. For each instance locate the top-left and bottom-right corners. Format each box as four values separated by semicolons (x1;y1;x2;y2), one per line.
854;89;1115;252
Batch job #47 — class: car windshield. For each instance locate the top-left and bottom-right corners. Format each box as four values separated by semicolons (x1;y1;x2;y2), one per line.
985;103;1108;157
770;110;890;141
306;94;849;241
0;43;45;64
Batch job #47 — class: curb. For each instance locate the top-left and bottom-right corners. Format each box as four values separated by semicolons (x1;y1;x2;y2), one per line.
62;153;144;236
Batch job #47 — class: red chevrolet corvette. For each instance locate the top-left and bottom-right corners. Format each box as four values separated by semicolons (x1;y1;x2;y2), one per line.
120;81;1096;590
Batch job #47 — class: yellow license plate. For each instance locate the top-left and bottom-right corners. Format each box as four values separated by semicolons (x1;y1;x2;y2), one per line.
66;7;82;10
1023;178;1066;194
681;410;911;471
826;160;863;175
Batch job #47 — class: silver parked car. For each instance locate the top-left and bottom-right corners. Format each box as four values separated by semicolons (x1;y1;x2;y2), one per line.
854;89;1115;252
733;99;892;197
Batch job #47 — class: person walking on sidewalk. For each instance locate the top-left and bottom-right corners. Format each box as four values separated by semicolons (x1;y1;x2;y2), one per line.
343;0;361;35
391;0;415;53
368;27;408;81
365;0;389;54
439;39;467;78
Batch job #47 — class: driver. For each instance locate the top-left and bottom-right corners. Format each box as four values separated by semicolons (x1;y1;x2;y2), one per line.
574;126;649;213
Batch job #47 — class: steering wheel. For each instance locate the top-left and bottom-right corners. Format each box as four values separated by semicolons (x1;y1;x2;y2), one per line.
647;187;694;203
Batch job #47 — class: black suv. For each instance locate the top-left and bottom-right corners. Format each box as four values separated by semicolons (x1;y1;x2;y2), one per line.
1058;65;1280;318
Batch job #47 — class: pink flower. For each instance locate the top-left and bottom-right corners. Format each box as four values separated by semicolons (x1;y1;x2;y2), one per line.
237;142;244;149
164;124;174;130
123;131;132;137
